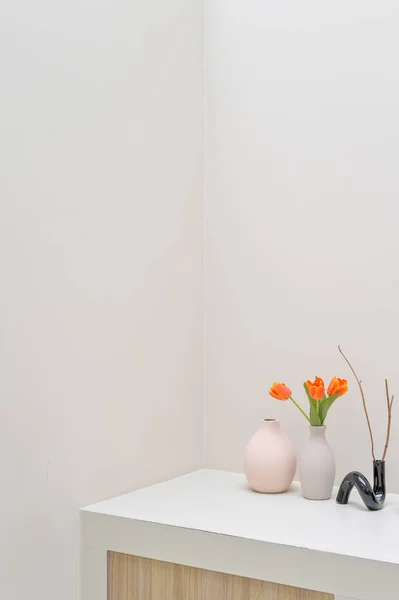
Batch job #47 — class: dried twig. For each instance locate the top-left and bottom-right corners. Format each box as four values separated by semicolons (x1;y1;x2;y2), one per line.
385;379;390;412
382;379;394;461
338;345;376;461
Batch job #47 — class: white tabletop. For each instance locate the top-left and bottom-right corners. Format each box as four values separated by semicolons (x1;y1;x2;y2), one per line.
81;470;399;600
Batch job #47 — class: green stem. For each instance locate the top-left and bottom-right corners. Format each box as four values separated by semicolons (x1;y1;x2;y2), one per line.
290;397;311;423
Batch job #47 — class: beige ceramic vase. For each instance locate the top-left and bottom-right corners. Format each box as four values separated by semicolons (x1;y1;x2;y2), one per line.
244;418;297;493
298;426;335;500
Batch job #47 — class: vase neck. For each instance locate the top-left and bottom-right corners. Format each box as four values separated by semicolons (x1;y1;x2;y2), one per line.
261;418;281;432
373;460;386;501
309;425;327;438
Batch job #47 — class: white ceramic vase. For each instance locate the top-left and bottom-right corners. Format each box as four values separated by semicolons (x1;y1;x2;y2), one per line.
299;426;335;500
244;418;297;493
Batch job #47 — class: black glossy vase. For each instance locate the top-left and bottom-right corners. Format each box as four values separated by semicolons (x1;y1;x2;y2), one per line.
336;460;386;511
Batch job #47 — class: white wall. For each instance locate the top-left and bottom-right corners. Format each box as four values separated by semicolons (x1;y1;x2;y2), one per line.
2;2;399;597
0;1;203;599
205;1;399;490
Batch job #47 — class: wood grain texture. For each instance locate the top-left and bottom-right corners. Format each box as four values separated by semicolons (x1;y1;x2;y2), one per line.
108;552;333;600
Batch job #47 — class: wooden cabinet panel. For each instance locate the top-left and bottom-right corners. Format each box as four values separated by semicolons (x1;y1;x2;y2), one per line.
108;552;333;600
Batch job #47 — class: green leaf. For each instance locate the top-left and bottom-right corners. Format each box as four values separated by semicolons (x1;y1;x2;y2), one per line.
319;393;340;424
303;382;322;426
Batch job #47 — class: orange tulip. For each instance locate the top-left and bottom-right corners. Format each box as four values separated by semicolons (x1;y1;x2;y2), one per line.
269;382;292;401
305;377;325;401
327;377;348;397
